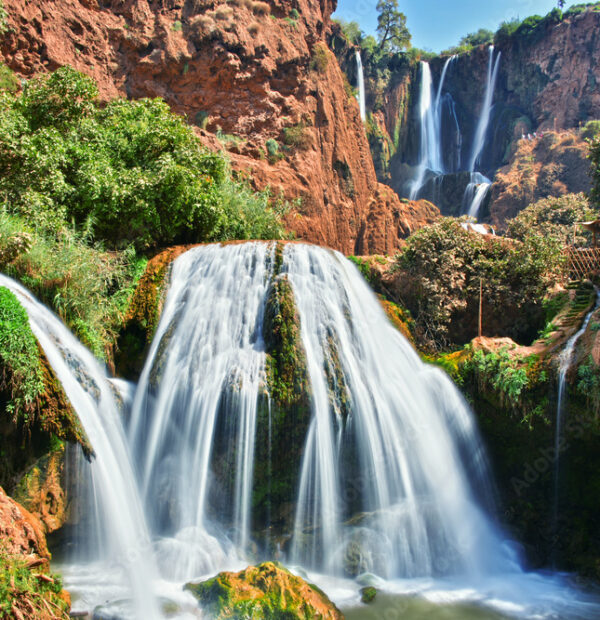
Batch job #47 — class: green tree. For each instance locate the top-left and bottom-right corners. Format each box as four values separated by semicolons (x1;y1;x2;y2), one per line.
376;0;411;53
459;28;493;47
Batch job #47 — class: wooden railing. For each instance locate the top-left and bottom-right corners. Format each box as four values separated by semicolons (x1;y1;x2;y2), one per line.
566;246;600;280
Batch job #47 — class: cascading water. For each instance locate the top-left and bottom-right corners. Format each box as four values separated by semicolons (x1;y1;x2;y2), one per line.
130;242;509;582
128;243;273;581
552;289;600;536
463;46;501;219
409;58;456;199
5;242;600;618
355;50;366;122
468;46;501;174
286;244;507;578
462;171;493;218
0;275;161;619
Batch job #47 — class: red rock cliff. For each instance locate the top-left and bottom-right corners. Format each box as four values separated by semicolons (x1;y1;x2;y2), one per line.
0;0;438;254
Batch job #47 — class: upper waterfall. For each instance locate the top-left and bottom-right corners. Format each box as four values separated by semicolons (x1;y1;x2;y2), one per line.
409;57;456;199
468;46;501;173
356;50;366;122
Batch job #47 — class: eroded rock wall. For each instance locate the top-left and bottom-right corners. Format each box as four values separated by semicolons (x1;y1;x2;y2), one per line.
0;0;437;254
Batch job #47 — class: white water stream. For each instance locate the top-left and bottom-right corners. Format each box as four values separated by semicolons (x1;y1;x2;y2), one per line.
3;244;600;619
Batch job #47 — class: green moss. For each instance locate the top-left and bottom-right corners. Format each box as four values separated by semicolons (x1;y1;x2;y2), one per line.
185;562;342;619
0;547;69;618
360;587;377;604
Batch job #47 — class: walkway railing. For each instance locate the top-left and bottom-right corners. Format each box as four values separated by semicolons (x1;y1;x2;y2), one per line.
566;246;600;280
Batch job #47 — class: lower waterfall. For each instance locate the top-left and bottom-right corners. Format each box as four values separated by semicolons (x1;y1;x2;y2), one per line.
4;243;600;618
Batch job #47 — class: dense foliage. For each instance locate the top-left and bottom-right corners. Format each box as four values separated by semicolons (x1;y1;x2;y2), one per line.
0;67;287;251
0;287;45;424
506;193;597;247
395;218;565;349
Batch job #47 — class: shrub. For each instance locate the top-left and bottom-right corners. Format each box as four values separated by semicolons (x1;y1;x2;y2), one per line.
289;8;300;19
248;22;260;36
310;43;329;73
172;20;183;31
214;7;232;20
0;286;45;424
282;124;311;150
0;64;18;93
581;119;600;141
251;1;270;16
506;193;597;247
0;68;288;252
395;217;565;349
285;17;297;28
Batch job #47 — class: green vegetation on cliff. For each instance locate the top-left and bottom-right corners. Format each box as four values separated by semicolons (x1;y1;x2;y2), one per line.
0;67;287;252
0;287;45;424
0;547;69;619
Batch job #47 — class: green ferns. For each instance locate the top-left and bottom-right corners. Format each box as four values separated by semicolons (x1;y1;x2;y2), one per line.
0;287;45;424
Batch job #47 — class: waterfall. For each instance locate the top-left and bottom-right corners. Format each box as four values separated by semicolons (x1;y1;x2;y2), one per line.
468;46;501;173
0;276;161;619
462;46;501;219
128;243;272;580
462;172;492;218
131;242;511;580
409;57;456;200
552;289;600;537
355;51;366;122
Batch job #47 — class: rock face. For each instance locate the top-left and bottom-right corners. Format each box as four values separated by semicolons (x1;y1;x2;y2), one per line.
185;561;344;619
488;130;592;228
0;0;438;254
348;9;600;223
0;485;49;560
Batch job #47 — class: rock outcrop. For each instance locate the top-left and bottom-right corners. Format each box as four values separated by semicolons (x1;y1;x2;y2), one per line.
185;561;344;619
488;130;592;228
0;0;439;254
0;486;49;561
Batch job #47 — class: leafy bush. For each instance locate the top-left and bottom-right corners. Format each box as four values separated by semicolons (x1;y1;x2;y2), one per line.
581;120;600;141
310;44;329;73
395;217;565;349
0;211;143;359
506;193;597;247
282;124;311;150
334;18;363;45
0;286;45;424
0;67;288;251
289;8;300;20
0;64;18;93
586;137;600;209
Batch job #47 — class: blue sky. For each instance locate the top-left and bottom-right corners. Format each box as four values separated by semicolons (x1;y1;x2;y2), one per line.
333;1;573;52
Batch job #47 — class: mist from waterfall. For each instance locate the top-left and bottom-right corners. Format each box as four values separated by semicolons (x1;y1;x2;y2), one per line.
356;50;366;122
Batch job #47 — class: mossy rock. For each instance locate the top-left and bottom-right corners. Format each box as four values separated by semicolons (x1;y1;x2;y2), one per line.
115;245;193;380
360;587;377;604
184;561;344;619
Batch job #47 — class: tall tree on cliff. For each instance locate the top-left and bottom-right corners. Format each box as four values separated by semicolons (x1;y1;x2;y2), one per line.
376;0;411;53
